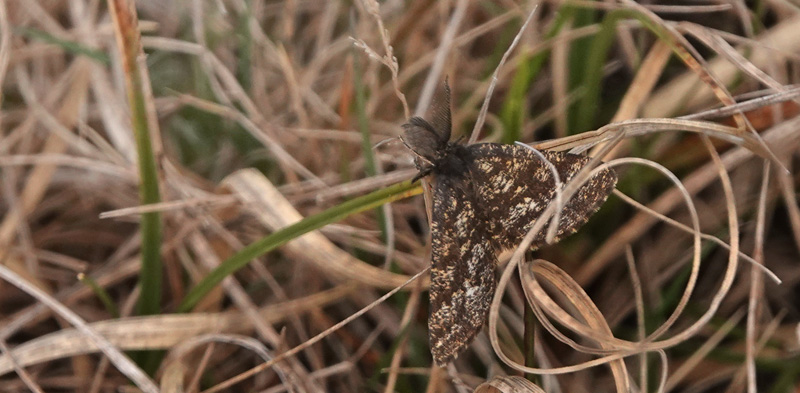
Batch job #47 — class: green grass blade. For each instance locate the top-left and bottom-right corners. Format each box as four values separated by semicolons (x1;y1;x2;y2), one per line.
500;7;573;143
574;10;625;133
107;1;163;317
235;7;253;91
78;273;120;318
353;54;389;242
178;181;422;312
131;77;162;318
16;27;110;65
566;5;599;133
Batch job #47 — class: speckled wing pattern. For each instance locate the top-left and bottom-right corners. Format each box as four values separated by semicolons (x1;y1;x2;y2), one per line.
428;173;497;365
467;144;617;250
426;144;617;365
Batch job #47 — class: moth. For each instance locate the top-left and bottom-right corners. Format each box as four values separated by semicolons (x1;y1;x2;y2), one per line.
401;81;617;366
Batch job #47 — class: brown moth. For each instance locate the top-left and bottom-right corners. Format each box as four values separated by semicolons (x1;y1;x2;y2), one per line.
401;81;617;365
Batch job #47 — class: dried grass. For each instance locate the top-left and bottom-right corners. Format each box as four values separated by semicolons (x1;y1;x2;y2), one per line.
1;1;799;392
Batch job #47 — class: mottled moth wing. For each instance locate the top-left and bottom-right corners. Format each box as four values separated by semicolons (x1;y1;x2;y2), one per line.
466;144;617;250
428;173;498;366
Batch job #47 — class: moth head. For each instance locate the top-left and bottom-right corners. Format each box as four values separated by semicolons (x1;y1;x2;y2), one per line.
400;79;452;178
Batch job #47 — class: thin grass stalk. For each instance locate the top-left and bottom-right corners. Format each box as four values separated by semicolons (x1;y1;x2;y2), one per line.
78;273;120;318
523;300;538;385
353;51;388;243
574;10;624;133
106;0;163;318
499;6;571;144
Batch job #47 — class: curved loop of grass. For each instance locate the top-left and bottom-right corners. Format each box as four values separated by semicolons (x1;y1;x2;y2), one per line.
178;181;422;312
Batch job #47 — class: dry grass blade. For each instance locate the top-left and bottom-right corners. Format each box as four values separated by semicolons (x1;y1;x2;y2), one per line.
537;118;775;161
575;115;800;285
519;260;630;390
222;169;417;289
159;361;186;393
744;161;771;393
201;269;427;393
0;337;44;393
356;0;409;118
487;132;760;391
0;1;11;100
612;188;778;283
382;279;424;393
645;13;800;118
469;5;536;143
665;309;746;391
413;0;469;118
99;195;236;219
624;246;648;391
474;375;545;393
0;264;158;393
0;285;353;375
